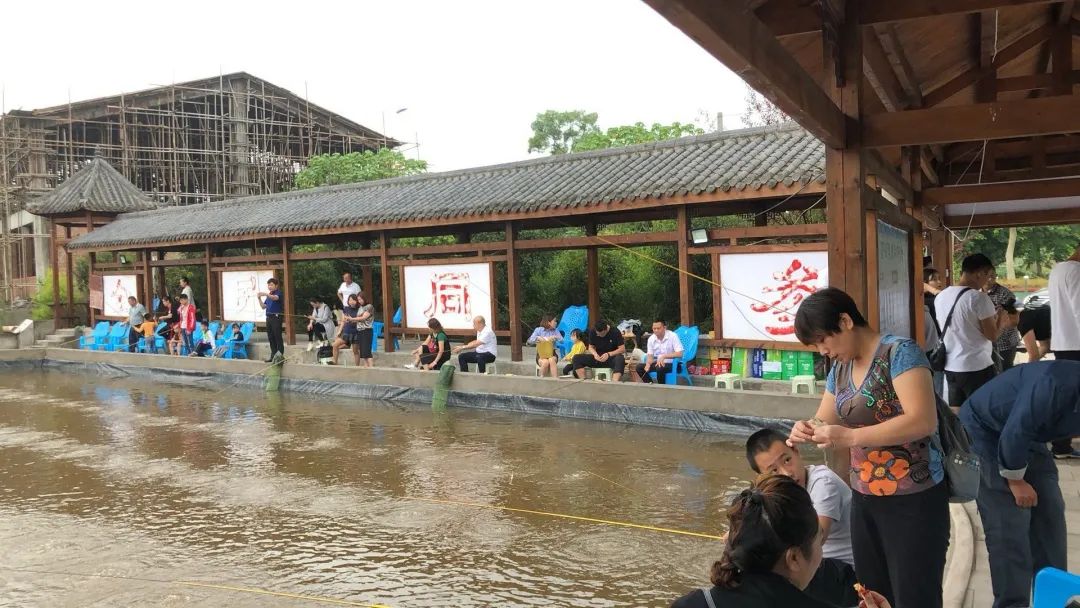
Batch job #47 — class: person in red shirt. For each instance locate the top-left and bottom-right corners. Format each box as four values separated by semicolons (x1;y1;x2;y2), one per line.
177;294;197;355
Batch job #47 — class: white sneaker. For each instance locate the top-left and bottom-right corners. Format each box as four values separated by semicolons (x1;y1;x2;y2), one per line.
403;364;415;369
306;343;315;352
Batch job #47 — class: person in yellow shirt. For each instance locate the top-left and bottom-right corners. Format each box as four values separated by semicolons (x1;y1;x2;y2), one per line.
139;317;158;353
560;329;588;377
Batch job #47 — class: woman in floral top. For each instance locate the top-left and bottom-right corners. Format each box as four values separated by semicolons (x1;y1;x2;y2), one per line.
787;288;947;608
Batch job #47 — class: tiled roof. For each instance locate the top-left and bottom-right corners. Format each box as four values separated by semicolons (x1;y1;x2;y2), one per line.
67;124;825;251
27;158;156;215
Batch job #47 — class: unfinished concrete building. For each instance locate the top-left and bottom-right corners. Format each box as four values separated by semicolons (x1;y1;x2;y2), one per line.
0;72;394;301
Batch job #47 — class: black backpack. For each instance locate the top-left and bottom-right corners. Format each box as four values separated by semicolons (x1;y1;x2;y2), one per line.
927;288;972;372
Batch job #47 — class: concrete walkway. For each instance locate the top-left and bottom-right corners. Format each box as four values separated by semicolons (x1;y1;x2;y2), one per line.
949;455;1080;607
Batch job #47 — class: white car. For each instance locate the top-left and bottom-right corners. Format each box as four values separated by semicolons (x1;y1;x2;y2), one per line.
1022;288;1049;309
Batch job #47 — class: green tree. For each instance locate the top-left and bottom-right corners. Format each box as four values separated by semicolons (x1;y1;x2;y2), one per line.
958;224;1080;277
572;121;703;152
295;149;427;189
527;110;600;155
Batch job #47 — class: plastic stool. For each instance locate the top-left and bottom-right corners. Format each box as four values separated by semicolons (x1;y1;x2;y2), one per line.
594;368;612;381
714;373;743;389
484;364;498;376
791;375;817;395
1034;567;1080;608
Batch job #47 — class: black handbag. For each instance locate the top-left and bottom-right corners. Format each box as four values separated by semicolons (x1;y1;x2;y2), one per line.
932;394;981;503
926;288;972;372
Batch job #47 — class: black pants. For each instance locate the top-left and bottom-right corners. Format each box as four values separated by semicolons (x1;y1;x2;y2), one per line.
266;313;284;359
636;362;674;384
1051;350;1080;454
571;353;625;374
307;325;327;342
976;449;1066;608
945;365;996;409
997;347;1017;372
420;349;450;370
356;328;373;359
128;327;142;353
804;557;858;607
851;481;950;608
458;351;495;373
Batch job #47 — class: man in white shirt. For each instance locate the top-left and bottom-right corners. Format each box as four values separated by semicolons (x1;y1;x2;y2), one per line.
746;429;857;606
635;320;684;384
337;272;362;308
454;316;497;373
1048;240;1080;458
934;253;1004;409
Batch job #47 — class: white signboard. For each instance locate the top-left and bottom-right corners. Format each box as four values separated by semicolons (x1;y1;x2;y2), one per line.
102;274;138;317
877;220;912;339
720;251;828;342
403;263;492;330
222;270;275;322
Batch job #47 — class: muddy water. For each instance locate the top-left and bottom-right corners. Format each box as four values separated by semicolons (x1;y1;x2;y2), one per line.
0;370;784;607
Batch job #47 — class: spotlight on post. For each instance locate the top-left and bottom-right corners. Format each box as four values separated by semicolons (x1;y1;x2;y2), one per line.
690;229;709;245
118;254;128;265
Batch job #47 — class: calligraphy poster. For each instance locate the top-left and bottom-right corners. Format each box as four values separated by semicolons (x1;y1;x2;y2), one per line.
221;270;275;322
102;274;138;317
876;221;912;339
719;251;828;342
403;263;492;330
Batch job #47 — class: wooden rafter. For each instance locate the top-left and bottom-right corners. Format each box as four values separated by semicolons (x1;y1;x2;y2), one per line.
943;207;1080;228
876;24;924;106
863;29;909;111
922;175;1080;204
643;0;845;147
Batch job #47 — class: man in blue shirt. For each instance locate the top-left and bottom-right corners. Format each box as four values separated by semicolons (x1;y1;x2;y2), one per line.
258;277;284;363
960;360;1080;608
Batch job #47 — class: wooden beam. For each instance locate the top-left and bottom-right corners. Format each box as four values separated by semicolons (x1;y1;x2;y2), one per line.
644;0;845;147
864;94;1080;147
865;150;916;202
761;0;1057;36
944;206;1080;227
1053;24;1074;94
995;70;1080;91
50;219;61;327
88;252;97;327
863;29;910;111
689;242;828;255
379;233;394;353
923;24;1053;107
506;221;522;362
875;24;924;107
711;252;722;343
865;210;881;331
515;231;679;251
920;148;941;185
922;176;1080;204
705;222;828;241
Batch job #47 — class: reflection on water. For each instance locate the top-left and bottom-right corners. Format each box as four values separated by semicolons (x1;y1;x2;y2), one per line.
0;370;772;607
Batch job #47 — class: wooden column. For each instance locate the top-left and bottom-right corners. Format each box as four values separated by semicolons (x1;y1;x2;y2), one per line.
825;1;870;312
49;219;61;327
506;221;522;362
711;252;722;340
676;206;694;327
203;244;215;322
585;223;600;325
280;238;295;345
912;228;926;347
64;226;74;326
379;232;395;352
930;229;952;284
142;250;152;311
865;210;880;330
88;252;97;327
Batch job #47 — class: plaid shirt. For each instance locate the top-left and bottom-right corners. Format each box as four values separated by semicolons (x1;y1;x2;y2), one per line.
986;283;1020;351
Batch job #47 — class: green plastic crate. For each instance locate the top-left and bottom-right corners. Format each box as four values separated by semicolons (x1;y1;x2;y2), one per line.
731;347;750;377
781;350;800;380
798;351;815;376
762;350;784;380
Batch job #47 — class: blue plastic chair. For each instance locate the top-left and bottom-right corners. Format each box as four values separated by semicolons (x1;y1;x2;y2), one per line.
79;321;111;350
207;321;221;339
556;305;589;358
649;325;700;386
224;322;254;359
1034;567;1080;608
372;319;400;352
105;322;130;352
392;307;402;325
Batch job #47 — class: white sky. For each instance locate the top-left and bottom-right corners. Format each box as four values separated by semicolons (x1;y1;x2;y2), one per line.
0;0;749;172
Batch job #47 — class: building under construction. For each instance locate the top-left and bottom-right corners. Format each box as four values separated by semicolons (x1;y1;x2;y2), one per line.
0;72;394;301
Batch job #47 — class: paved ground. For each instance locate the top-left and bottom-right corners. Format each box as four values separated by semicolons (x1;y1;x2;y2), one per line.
962;455;1080;607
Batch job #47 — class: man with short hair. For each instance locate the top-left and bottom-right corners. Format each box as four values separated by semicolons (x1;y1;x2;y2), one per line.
338;272;361;308
126;296;147;353
453;316;497;373
934;253;1005;409
258;277;284;363
572;320;626;381
745;428;857;607
1048;240;1080;459
960;361;1080;608
635;320;684;384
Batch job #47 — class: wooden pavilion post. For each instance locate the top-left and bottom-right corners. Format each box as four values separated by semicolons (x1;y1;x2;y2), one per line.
585;223;600;325
49;219;62;327
88;252;97;327
379;231;395;353
825;0;871;313
155;250;167;298
711;252;722;341
280;238;295;345
204;244;214;322
142;249;152;312
64;225;74;326
676;206;694;327
930;230;952;284
506;221;522;362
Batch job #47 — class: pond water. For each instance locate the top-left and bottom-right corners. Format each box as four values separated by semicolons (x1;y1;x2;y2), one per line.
0;370;794;607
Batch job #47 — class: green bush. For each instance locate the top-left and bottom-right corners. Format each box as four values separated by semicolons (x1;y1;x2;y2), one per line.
32;269;83;321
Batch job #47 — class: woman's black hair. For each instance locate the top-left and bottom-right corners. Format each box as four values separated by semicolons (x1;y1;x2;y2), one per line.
346;293;360;308
427;318;444;333
570;328;588;345
711;474;818;589
793;287;868;345
923;267;939;283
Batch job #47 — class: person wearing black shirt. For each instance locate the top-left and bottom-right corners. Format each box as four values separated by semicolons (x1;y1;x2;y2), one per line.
571;320;626;381
1018;304;1051;363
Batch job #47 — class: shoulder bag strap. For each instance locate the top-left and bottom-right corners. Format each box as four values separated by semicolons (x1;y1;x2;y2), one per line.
699;588;718;608
939;287;973;340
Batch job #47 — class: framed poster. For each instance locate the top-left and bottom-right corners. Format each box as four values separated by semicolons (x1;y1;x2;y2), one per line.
403;263;493;330
877;220;912;339
102;274;138;317
719;251;828;342
221;270;275;322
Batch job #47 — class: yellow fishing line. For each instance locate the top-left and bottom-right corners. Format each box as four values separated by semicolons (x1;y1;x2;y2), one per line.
406;496;723;540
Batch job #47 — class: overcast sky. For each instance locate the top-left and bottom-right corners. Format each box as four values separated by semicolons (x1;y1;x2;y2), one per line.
0;0;749;172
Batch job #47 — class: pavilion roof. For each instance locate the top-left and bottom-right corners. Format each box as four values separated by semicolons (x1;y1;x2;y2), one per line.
26;158;156;216
67;123;825;251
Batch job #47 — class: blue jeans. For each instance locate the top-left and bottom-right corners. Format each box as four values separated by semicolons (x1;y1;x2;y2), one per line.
976;449;1066;608
182;330;195;354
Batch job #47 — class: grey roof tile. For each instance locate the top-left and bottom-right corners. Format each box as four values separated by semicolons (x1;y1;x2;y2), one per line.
68;124;825;251
27;158;156;216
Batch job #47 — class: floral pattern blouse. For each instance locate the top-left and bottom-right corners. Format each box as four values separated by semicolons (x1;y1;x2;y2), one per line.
826;335;944;496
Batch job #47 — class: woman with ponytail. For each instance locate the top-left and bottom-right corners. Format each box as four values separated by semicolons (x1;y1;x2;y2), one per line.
671;474;889;608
